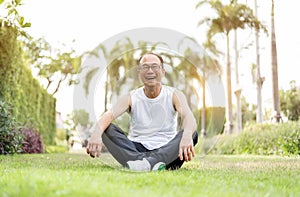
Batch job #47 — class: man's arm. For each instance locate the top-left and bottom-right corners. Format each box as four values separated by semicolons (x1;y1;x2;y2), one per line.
87;94;131;157
172;89;197;161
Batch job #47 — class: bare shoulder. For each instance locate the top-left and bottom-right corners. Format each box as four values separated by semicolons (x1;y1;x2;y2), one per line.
110;94;132;118
119;94;131;105
172;89;188;111
172;89;187;102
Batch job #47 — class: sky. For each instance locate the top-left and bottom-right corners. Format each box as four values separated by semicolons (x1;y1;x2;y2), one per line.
15;0;300;119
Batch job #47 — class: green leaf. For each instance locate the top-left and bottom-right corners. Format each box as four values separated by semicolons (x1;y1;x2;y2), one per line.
7;9;14;16
22;22;31;28
0;0;5;5
19;16;24;25
19;30;27;37
15;0;22;5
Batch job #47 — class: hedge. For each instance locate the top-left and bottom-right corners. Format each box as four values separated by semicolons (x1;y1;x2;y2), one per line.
211;121;300;156
0;25;56;145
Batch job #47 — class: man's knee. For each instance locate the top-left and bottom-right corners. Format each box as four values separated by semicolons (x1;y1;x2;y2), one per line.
173;130;198;146
104;123;126;138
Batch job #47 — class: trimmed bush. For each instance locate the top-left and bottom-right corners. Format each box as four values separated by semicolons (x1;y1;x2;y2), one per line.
20;127;44;154
0;100;23;154
212;122;300;156
0;25;56;146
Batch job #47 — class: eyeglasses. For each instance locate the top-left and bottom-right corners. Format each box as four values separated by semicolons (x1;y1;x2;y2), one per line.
139;63;162;72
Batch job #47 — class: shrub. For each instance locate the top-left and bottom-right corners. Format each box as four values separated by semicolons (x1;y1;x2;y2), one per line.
0;26;56;146
0;100;23;154
281;127;300;155
20;127;44;154
212;122;300;156
45;145;68;153
55;128;67;146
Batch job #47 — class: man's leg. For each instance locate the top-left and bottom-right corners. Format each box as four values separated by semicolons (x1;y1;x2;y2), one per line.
102;124;147;167
166;131;198;170
146;130;198;170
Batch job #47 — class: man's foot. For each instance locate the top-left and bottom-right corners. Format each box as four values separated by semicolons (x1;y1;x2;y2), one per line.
127;158;151;172
152;162;166;171
126;158;166;172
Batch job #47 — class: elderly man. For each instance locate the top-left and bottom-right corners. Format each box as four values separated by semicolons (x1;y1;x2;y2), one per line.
87;52;198;171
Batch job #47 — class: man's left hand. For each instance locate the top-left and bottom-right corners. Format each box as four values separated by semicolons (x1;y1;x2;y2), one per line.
178;133;195;161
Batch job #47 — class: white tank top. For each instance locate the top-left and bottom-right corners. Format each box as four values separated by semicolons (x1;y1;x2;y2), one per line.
128;85;178;150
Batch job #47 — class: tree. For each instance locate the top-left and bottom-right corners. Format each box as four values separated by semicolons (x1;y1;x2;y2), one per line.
64;109;91;146
200;51;222;135
177;37;222;136
71;109;90;128
250;62;265;121
270;0;281;122
83;38;172;112
1;0;83;96
253;0;264;124
196;0;267;134
22;37;83;95
279;80;300;121
175;49;201;109
0;0;31;34
84;38;138;111
241;96;256;125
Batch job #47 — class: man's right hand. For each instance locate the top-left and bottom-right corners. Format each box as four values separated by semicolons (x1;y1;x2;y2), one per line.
86;130;103;158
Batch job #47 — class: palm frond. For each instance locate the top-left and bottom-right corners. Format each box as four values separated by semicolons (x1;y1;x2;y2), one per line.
83;67;99;96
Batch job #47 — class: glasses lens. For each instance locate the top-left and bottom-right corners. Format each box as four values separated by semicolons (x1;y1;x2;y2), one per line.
140;63;161;71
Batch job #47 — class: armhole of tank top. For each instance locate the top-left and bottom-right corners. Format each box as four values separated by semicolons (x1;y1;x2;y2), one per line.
169;88;177;113
129;91;134;113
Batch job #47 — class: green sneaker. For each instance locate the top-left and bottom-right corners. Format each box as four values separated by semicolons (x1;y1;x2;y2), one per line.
152;162;166;171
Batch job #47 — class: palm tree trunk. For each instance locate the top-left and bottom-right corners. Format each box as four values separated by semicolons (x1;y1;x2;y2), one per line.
271;0;281;122
225;34;234;134
234;29;242;133
201;74;207;137
104;71;108;112
254;0;263;123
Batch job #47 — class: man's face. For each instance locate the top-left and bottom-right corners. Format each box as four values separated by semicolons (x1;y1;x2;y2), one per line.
138;54;165;87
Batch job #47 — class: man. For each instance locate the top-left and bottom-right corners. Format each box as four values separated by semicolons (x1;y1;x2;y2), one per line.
87;52;198;171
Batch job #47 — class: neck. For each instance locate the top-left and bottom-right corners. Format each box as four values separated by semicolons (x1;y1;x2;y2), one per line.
144;84;162;98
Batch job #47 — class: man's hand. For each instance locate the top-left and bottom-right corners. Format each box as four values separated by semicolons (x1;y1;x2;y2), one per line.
86;130;103;158
178;133;195;161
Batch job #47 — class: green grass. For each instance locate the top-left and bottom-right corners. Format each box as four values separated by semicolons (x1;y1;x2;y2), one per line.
0;153;299;197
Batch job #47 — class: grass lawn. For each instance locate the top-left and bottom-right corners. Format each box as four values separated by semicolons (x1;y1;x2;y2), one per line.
0;152;299;197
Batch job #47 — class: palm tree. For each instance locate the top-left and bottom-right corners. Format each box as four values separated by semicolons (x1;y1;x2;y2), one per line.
177;37;222;135
83;38;135;111
83;44;108;110
253;0;264;123
176;49;201;108
270;0;281;122
196;0;267;134
233;27;243;133
83;39;173;111
200;52;222;136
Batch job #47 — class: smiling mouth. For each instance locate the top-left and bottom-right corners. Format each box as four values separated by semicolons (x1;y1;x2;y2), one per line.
146;76;156;80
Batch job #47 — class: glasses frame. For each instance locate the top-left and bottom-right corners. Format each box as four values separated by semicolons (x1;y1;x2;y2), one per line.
138;63;162;72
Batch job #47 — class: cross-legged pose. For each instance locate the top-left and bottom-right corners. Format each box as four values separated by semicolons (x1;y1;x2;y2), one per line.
87;52;198;171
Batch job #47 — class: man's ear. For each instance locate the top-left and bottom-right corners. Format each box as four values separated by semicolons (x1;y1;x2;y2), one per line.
162;67;166;75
